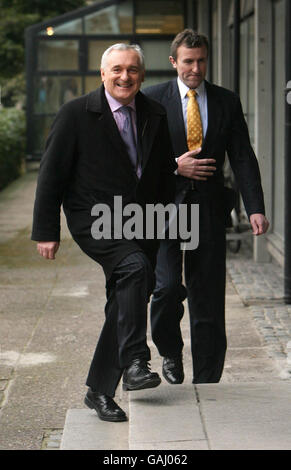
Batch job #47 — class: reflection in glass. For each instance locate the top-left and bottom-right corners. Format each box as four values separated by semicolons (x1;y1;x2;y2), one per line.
34;76;82;114
85;76;103;94
33;116;55;153
136;0;184;34
88;40;130;71
38;40;79;71
141;74;175;89
85;1;133;34
38;18;83;35
273;0;285;239
212;0;218;84
140;41;172;70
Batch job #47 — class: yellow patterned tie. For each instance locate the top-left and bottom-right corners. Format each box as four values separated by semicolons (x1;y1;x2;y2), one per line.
187;89;203;150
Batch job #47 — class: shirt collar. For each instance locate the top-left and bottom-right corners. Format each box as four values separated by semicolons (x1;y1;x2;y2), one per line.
105;89;136;113
177;77;206;100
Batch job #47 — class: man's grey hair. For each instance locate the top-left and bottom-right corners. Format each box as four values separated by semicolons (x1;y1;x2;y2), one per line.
100;43;145;70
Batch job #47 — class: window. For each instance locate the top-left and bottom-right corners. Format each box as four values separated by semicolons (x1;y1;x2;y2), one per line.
135;0;184;34
139;40;173;70
240;15;255;143
88;39;130;71
273;0;285;240
34;76;82;114
38;18;83;35
26;0;185;158
38;40;79;71
85;2;133;34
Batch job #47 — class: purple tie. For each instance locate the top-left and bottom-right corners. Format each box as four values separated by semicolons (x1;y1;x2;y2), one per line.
119;106;140;177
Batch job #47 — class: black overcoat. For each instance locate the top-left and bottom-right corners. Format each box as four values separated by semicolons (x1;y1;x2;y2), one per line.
31;85;177;279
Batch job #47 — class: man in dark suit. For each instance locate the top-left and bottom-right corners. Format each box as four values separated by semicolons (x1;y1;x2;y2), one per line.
143;29;269;385
31;44;176;422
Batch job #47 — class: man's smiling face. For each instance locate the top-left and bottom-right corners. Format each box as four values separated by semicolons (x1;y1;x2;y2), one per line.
101;49;145;105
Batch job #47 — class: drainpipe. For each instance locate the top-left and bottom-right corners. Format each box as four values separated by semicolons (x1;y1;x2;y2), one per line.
233;0;240;94
284;0;291;304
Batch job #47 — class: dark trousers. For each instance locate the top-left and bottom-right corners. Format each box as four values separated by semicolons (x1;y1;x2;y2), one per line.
150;190;227;383
86;251;155;397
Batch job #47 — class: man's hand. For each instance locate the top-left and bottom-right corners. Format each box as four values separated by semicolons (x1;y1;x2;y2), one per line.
177;148;216;180
249;214;269;236
37;241;60;260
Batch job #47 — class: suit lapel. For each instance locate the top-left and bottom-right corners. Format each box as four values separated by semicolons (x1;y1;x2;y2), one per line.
202;81;224;153
165;80;188;155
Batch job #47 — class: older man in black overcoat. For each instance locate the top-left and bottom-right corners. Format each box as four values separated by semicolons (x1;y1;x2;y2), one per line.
31;43;177;422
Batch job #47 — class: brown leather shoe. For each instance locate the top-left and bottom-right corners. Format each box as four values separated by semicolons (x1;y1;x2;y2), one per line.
162;356;184;384
84;389;127;422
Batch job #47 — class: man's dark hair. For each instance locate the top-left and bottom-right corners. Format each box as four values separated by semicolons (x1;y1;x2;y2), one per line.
170;29;209;61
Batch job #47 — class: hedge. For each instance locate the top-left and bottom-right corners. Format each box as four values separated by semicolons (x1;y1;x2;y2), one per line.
0;107;26;191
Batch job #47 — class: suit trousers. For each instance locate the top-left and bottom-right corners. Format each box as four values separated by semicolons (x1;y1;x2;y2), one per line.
86;251;155;397
150;189;227;383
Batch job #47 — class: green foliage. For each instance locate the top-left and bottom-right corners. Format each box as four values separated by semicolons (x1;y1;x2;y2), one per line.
0;0;88;17
0;0;86;106
0;107;26;190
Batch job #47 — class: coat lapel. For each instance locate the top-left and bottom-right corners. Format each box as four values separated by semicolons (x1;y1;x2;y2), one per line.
135;91;164;172
86;86;166;179
86;86;138;179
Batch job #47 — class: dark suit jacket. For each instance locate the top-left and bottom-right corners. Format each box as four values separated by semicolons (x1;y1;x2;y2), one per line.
31;85;177;279
143;79;265;218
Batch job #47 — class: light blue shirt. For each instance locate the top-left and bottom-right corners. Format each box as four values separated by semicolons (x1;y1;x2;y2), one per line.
177;77;208;140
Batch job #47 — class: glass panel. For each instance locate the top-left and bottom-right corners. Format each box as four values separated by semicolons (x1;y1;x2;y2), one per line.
247;16;254;142
34;76;82;114
240;0;246;16
136;0;184;34
85;1;133;34
140;40;173;70
38;18;83;36
85;75;103;94
243;0;254;16
141;74;175;89
88;39;130;71
212;0;219;84
86;74;175;94
273;0;285;240
38;40;79;71
228;0;234;26
33;116;55;154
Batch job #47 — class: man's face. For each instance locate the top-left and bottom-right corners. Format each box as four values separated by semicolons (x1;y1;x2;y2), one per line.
101;49;145;104
170;44;208;89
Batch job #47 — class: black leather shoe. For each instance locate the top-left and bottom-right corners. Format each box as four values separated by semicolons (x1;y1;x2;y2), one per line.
84;389;127;422
162;356;184;384
123;358;161;391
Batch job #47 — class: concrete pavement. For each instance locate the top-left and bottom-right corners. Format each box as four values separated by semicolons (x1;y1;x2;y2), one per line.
0;169;290;451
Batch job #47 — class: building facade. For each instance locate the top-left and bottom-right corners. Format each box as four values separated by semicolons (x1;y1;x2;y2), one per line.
25;0;291;298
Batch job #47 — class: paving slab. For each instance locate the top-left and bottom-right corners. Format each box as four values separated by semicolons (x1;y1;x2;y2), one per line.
60;408;129;450
128;384;208;450
196;382;291;450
